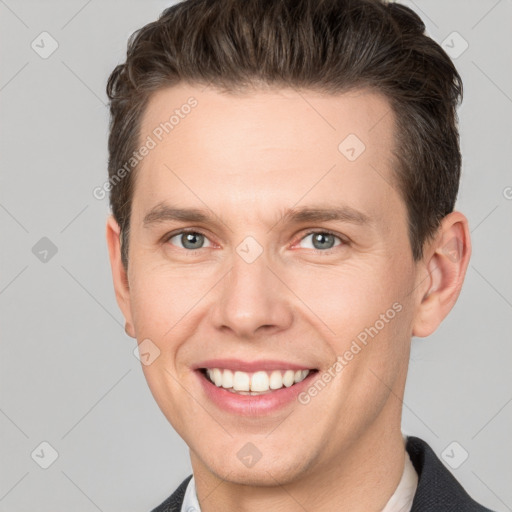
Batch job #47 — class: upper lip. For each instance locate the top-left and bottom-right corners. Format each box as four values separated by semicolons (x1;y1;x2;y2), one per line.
192;359;316;372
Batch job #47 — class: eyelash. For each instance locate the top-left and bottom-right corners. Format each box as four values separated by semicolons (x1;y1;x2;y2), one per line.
163;228;347;254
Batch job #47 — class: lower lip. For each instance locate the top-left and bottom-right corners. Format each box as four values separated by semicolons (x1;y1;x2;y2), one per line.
195;369;318;416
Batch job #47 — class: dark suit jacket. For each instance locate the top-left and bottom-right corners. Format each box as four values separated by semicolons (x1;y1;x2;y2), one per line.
150;436;495;511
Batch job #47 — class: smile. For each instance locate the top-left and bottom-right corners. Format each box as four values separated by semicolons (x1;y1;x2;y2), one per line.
202;368;311;394
196;364;319;416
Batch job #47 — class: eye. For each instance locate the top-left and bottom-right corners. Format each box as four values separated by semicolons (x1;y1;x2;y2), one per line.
163;229;345;252
166;230;213;250
297;230;344;251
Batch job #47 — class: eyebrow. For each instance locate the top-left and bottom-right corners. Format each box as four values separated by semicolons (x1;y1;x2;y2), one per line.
143;202;372;229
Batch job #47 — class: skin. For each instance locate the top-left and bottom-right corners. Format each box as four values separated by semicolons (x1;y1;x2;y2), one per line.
106;84;471;512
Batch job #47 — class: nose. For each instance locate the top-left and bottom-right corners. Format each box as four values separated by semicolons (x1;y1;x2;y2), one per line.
210;248;294;339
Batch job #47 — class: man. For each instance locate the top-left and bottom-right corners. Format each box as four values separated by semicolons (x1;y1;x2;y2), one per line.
104;0;495;510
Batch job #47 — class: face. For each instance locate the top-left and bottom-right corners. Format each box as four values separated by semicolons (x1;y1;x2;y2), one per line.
108;84;439;486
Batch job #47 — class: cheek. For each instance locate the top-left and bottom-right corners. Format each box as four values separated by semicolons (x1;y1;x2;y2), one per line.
128;260;204;339
289;259;405;333
290;258;414;395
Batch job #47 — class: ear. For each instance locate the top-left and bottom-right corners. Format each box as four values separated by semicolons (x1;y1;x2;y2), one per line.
412;211;471;338
106;215;136;338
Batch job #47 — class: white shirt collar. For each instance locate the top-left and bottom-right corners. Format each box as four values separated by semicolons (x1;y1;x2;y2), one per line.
380;443;418;512
181;470;201;512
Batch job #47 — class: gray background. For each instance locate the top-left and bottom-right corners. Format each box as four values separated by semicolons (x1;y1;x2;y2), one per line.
0;0;511;510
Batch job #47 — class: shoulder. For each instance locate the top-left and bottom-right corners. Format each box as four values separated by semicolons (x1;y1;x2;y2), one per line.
149;474;193;512
406;436;495;511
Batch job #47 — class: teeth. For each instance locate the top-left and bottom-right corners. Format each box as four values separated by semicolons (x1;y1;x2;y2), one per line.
269;370;283;390
213;368;223;387
205;368;311;393
221;369;233;389
282;370;295;387
233;371;250;391
295;369;306;383
250;371;269;392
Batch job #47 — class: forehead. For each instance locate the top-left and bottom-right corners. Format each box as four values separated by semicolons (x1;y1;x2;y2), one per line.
133;84;402;225
139;84;395;159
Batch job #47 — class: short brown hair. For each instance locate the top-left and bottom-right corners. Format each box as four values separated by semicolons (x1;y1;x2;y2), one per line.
106;0;463;269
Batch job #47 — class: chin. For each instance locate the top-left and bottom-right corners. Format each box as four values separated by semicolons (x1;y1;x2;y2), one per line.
200;448;314;487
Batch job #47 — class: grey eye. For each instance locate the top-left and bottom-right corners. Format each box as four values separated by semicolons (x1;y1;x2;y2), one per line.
300;232;342;250
168;232;212;250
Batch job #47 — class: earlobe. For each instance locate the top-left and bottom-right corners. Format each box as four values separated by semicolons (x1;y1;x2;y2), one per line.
106;215;135;338
412;212;471;338
125;321;136;338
